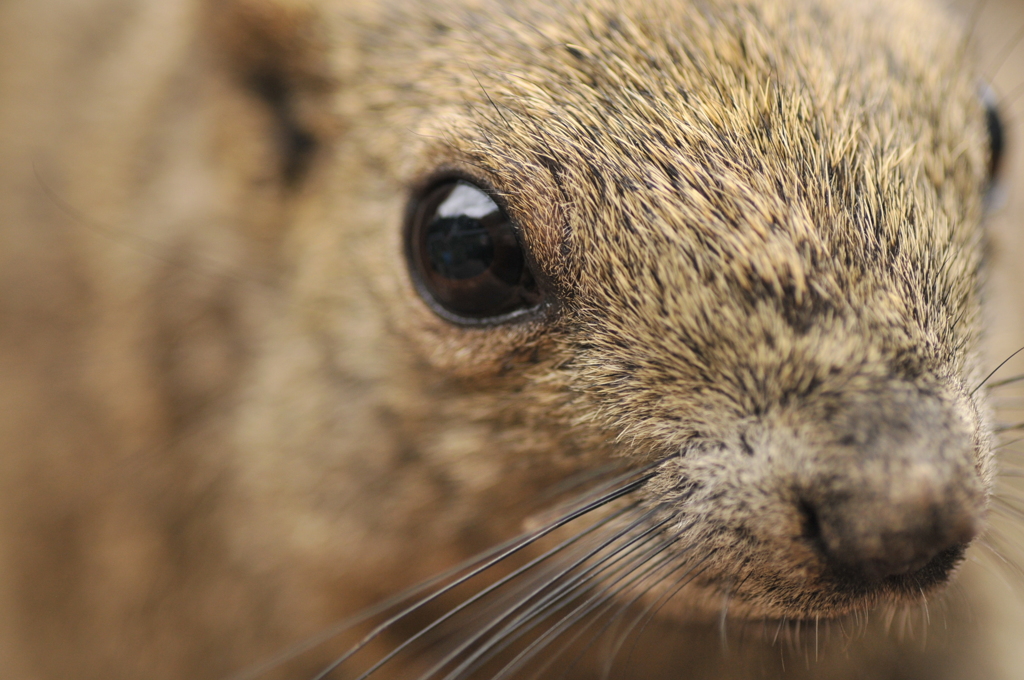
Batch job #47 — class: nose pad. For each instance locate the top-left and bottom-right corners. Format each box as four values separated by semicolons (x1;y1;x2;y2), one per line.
798;474;981;582
784;384;988;585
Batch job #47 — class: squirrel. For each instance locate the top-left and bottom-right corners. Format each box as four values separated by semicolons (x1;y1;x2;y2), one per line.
1;0;1023;678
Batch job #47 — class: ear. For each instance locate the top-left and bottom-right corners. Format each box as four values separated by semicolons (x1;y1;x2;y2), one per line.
204;0;336;185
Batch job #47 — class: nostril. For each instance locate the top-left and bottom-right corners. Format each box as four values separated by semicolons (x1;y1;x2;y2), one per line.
798;498;823;547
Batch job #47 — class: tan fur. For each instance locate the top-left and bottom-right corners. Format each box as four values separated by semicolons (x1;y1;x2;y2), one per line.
0;0;1022;678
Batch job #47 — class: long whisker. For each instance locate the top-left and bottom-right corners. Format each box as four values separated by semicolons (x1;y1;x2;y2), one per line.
470;517;703;680
971;347;1024;395
586;546;714;679
612;552;718;670
978;534;1024;586
532;460;636;507
993;436;1024;451
992;496;1024;521
430;512;685;680
308;468;658;680
496;544;683;680
433;511;664;679
225;526;585;680
486;546;683;680
495;533;717;680
432;510;688;680
563;548;694;680
525;538;698;680
339;505;634;680
988;373;1024;390
985;21;1024;82
496;546;716;680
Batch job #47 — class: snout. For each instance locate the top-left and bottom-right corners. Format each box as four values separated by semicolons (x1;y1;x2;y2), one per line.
787;387;987;588
644;382;990;619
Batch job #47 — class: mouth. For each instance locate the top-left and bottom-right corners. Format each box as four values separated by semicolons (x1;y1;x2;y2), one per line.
743;542;971;620
684;531;973;623
819;542;968;604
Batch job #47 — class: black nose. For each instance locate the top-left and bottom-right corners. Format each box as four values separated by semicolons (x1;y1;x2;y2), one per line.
798;466;981;582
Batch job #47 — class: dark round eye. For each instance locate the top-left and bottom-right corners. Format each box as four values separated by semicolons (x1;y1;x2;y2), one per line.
407;179;542;321
983;87;1007;186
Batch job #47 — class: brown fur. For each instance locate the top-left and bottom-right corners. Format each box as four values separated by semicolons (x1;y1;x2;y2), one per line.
0;0;1022;678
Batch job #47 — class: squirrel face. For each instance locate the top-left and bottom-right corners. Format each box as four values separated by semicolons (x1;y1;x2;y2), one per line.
281;0;999;623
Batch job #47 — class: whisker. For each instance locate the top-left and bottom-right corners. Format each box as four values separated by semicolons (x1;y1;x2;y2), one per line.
413;534;670;680
814;615;820;663
610;551;719;669
334;503;641;680
976;535;1024;594
985;22;1024;82
971;347;1024;395
595;555;694;680
525;547;717;680
526;530;701;679
983;368;1024;391
33;163;265;288
959;0;991;63
718;587;732;649
415;508;671;680
918;586;931;628
488;539;699;680
523;538;701;680
524;463;662;526
992;496;1024;521
464;544;679;680
592;550;716;678
225;531;552;680
772;617;787;646
995;482;1024;499
308;469;657;680
993;436;1024;451
509;548;683;680
531;461;636;507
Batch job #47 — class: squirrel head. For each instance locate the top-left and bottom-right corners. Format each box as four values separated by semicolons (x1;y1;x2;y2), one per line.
216;0;998;621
